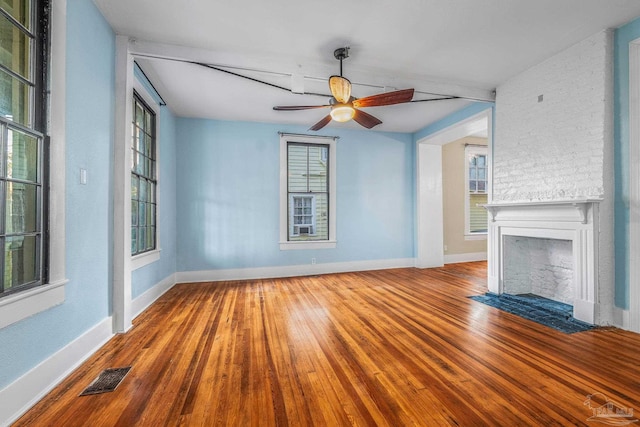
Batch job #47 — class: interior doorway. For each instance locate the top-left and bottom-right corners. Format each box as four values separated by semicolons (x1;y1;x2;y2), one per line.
416;109;493;268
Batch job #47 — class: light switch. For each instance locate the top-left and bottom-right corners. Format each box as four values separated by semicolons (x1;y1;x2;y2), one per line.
80;168;87;185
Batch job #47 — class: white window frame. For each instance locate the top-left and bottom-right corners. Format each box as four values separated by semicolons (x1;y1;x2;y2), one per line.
279;134;336;250
131;78;161;270
0;0;68;329
464;145;488;239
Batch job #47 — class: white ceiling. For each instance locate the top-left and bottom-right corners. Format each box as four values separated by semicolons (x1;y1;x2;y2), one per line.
95;0;640;133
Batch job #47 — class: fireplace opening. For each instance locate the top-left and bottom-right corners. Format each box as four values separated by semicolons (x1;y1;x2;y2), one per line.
503;236;573;305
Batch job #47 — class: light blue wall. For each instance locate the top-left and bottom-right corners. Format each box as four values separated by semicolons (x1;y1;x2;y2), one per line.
175;119;415;271
614;17;640;309
0;0;115;389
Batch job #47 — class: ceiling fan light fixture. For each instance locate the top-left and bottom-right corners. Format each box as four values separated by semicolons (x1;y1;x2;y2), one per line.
330;104;356;122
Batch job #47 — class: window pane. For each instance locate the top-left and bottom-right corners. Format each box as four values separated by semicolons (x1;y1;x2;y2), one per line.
136;152;143;174
478;168;486;180
469;193;488;233
478;181;486;192
146;202;153;226
0;68;30;126
139;201;146;226
131;175;139;200
6;181;37;233
131;227;137;254
150;204;155;225
287;145;309;192
469;156;476;166
145;133;152;157
469;180;477;192
146;226;154;249
131;200;138;226
139;178;147;201
312;193;328;240
0;0;31;29
4;235;38;290
0;13;31;80
6;128;38;181
149;182;155;203
135;103;144;127
469;168;476;179
138;227;145;252
477;155;486;166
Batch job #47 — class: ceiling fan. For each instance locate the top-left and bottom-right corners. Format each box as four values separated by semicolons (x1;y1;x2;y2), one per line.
273;47;415;131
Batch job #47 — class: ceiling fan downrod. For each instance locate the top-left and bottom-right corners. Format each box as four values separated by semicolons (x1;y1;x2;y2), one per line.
334;47;349;77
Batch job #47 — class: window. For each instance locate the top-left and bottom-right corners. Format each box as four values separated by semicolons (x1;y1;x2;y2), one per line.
0;0;48;298
290;195;316;237
465;145;488;236
279;134;336;250
287;143;328;242
131;91;157;256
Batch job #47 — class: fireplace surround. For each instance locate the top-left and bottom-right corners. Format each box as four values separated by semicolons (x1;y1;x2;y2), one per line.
484;199;603;324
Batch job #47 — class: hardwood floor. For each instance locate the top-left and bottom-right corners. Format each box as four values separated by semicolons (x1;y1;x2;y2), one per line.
15;262;640;426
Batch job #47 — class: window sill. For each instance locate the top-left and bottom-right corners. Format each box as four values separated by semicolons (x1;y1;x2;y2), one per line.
0;279;67;329
280;240;337;250
465;233;488;241
132;248;161;270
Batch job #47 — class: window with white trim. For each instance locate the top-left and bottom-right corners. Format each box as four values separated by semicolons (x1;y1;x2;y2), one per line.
0;0;48;297
465;145;488;236
131;91;157;256
279;134;336;250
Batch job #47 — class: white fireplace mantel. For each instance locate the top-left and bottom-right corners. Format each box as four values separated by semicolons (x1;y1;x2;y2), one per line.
484;199;603;324
484;199;603;224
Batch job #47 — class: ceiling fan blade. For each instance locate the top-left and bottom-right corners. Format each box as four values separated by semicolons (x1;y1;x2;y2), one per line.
329;76;351;103
273;105;330;111
309;115;333;131
352;88;415;108
352;109;382;129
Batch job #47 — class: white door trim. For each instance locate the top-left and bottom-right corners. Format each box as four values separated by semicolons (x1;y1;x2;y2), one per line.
415;108;493;268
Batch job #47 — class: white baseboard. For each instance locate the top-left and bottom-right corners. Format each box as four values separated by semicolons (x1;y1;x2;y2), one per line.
132;273;176;319
613;307;630;330
176;258;416;283
0;317;114;427
444;252;487;264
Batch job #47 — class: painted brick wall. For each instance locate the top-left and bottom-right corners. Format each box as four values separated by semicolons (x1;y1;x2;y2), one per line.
494;30;612;202
493;29;615;324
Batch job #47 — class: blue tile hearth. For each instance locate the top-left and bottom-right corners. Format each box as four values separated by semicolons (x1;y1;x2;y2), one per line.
469;293;595;334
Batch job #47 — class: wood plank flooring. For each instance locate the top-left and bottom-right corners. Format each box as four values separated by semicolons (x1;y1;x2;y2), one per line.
15;262;640;426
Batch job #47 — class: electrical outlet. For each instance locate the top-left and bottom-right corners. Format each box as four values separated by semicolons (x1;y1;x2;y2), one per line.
311;258;316;265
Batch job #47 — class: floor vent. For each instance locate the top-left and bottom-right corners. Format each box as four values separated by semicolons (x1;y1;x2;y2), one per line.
79;367;131;396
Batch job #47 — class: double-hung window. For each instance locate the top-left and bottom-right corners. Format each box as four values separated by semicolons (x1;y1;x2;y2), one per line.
465;145;488;236
131;91;157;256
0;0;48;297
279;134;336;250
